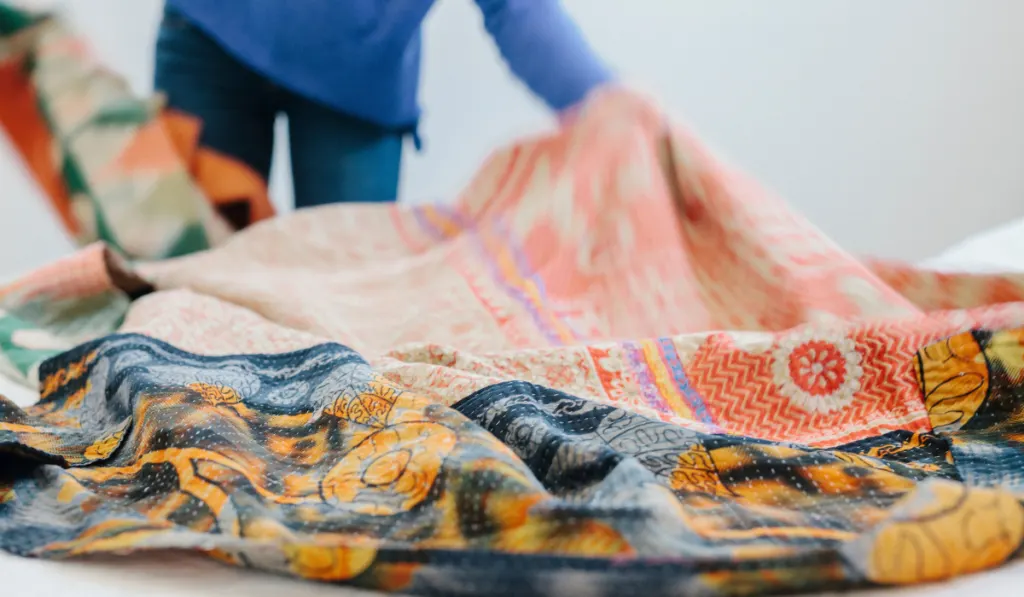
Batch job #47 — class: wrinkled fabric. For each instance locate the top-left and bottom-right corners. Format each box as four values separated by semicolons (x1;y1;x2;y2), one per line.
1;329;1024;596
120;90;1024;449
6;7;1024;594
7;86;1024;449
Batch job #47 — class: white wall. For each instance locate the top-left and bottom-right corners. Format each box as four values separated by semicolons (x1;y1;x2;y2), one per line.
3;0;1024;278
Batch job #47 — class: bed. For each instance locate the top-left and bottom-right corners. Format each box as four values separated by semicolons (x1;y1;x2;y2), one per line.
2;219;1024;597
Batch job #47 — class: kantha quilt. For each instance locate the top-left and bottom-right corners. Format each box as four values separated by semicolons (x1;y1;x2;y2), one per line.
5;4;1024;597
0;4;271;260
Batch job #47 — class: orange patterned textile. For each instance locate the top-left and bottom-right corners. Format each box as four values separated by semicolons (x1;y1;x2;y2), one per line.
0;5;272;259
7;86;1024;596
119;90;1024;448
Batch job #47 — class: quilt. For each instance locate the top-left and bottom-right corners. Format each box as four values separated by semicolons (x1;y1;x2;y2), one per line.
6;4;1024;597
0;4;271;260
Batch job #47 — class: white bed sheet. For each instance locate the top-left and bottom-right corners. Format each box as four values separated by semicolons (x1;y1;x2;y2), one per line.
4;221;1024;597
920;217;1024;273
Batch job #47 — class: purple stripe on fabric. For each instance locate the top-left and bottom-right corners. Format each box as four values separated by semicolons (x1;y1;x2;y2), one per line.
657;337;715;427
624;341;670;413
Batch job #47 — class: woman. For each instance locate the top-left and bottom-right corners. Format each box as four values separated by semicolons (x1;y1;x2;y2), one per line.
155;0;613;209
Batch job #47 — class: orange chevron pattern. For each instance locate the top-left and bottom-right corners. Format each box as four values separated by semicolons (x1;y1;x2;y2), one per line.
684;332;923;446
681;309;1024;446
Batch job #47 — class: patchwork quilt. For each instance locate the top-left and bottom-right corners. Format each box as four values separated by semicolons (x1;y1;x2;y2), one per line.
5;4;1024;597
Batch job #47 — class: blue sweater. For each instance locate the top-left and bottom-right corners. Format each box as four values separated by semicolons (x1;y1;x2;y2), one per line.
166;0;613;130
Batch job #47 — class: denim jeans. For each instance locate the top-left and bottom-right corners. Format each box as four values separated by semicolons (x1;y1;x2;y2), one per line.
153;6;403;208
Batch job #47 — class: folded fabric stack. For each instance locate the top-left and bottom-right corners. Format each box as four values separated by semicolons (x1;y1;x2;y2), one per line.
3;4;1024;597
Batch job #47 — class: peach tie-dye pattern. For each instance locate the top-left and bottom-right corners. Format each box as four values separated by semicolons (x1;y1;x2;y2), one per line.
8;88;1024;448
0;90;983;447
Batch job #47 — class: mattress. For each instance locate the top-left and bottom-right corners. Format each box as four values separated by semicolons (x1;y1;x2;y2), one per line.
920;218;1024;273
3;221;1024;597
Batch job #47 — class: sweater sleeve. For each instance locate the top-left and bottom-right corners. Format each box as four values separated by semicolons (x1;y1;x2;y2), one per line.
474;0;613;112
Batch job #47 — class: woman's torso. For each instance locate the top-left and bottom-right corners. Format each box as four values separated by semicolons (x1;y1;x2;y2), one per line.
165;0;437;127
